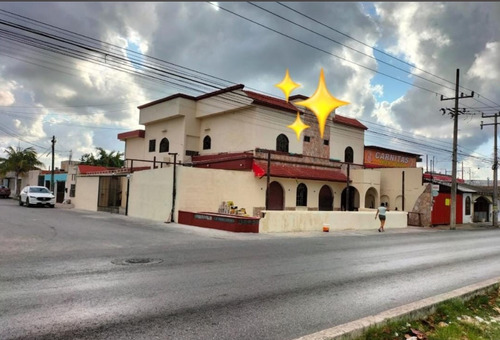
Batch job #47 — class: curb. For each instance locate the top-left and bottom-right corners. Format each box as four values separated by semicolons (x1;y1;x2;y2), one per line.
293;276;500;340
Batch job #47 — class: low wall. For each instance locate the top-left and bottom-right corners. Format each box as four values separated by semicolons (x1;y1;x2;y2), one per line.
259;210;408;233
178;211;259;233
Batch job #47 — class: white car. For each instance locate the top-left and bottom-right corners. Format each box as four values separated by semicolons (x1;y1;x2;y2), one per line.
19;186;56;208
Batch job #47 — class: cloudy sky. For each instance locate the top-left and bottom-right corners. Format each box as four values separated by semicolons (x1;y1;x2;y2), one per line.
0;2;499;181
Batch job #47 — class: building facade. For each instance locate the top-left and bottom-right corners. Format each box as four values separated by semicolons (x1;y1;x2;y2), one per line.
114;84;430;225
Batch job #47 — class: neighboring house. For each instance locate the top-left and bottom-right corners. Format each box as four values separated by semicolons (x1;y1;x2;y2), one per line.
72;164;120;212
423;172;495;225
0;171;16;197
63;161;80;203
38;170;67;203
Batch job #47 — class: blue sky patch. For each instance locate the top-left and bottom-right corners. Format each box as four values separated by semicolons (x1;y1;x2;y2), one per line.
126;41;143;70
370;49;413;103
360;2;377;18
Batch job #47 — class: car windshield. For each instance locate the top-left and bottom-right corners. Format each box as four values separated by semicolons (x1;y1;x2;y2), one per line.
29;187;50;193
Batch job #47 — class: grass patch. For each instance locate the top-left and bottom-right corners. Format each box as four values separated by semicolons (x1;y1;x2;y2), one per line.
353;285;500;340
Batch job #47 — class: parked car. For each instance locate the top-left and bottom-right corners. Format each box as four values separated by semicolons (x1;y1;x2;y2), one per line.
19;186;55;208
0;185;11;198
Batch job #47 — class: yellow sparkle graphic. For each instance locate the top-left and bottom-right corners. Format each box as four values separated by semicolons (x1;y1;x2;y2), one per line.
288;112;310;140
293;68;349;138
275;69;301;101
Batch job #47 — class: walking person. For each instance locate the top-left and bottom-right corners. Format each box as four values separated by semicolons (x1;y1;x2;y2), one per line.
375;202;387;232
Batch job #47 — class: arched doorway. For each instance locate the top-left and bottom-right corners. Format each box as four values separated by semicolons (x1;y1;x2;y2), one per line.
268;181;284;210
381;195;390;207
341;186;359;211
319;185;333;211
474;196;490;222
364;187;377;209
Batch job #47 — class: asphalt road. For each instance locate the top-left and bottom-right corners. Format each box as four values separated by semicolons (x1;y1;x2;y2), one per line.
1;198;500;340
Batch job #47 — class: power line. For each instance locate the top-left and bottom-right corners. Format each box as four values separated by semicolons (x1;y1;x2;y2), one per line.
275;2;500;108
207;2;442;96
0;7;495;170
248;2;456;92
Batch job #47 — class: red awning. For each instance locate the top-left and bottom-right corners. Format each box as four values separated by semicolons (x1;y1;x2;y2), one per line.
252;161;347;182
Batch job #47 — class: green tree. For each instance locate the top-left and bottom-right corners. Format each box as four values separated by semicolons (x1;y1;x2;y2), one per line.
80;147;124;167
0;146;44;196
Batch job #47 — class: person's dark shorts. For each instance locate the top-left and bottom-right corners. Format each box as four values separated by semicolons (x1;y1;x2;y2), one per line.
379;215;386;221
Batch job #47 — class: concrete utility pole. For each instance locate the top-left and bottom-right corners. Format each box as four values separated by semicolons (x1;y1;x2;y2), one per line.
440;69;474;230
481;112;500;228
51;136;56;192
168;152;178;223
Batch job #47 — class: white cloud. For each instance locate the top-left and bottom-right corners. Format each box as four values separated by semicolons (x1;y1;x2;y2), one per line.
0;2;498;177
0;79;17;106
468;42;499;81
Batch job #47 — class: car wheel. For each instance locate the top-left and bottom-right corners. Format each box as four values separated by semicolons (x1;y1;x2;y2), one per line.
50;204;55;208
25;198;30;207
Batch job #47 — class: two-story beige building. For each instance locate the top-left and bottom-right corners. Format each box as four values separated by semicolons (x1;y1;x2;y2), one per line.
113;84;429;228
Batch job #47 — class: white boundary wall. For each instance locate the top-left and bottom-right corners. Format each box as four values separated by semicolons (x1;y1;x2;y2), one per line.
259;211;408;233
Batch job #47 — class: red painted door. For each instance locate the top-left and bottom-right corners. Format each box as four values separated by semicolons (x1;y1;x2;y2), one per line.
268;181;284;210
432;193;463;225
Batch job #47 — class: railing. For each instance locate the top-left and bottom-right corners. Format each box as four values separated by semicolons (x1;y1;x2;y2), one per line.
407;212;422;227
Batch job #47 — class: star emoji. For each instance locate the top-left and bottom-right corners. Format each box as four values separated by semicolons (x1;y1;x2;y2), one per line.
287;111;310;140
275;69;301;102
293;68;349;138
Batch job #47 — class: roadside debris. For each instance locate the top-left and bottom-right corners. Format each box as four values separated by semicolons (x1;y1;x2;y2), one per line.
403;328;427;340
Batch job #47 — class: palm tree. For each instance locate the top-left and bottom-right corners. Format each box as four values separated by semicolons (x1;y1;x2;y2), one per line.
0;146;44;196
80;147;124;167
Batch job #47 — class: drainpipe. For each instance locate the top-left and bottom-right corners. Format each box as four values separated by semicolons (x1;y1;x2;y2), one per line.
346;163;350;211
402;170;405;211
265;150;271;210
169;153;178;222
125;173;130;216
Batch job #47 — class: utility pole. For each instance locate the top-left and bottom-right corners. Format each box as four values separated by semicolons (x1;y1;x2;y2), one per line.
440;69;474;230
51;136;56;192
265;150;271;210
480;112;500;228
402;170;405;211
168;152;178;222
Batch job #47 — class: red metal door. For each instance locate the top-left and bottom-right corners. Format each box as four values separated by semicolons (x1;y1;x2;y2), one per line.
432;193;463;225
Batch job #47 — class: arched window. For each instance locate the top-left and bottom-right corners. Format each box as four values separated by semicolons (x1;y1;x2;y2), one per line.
276;134;289;153
296;183;308;206
159;138;169;153
203;135;211;150
465;196;471;215
345;146;354;163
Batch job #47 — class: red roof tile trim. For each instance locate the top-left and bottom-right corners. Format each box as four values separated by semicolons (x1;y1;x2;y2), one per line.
117;129;145;140
137;85;245;109
244;90;366;130
138;93;195;109
423;172;465;183
78;165;112;174
196;84;245;100
333;115;367;130
40;170;66;174
252;161;347;182
243;90;298;113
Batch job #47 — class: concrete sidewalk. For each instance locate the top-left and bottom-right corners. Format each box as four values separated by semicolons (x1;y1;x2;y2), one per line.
428;222;499;231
